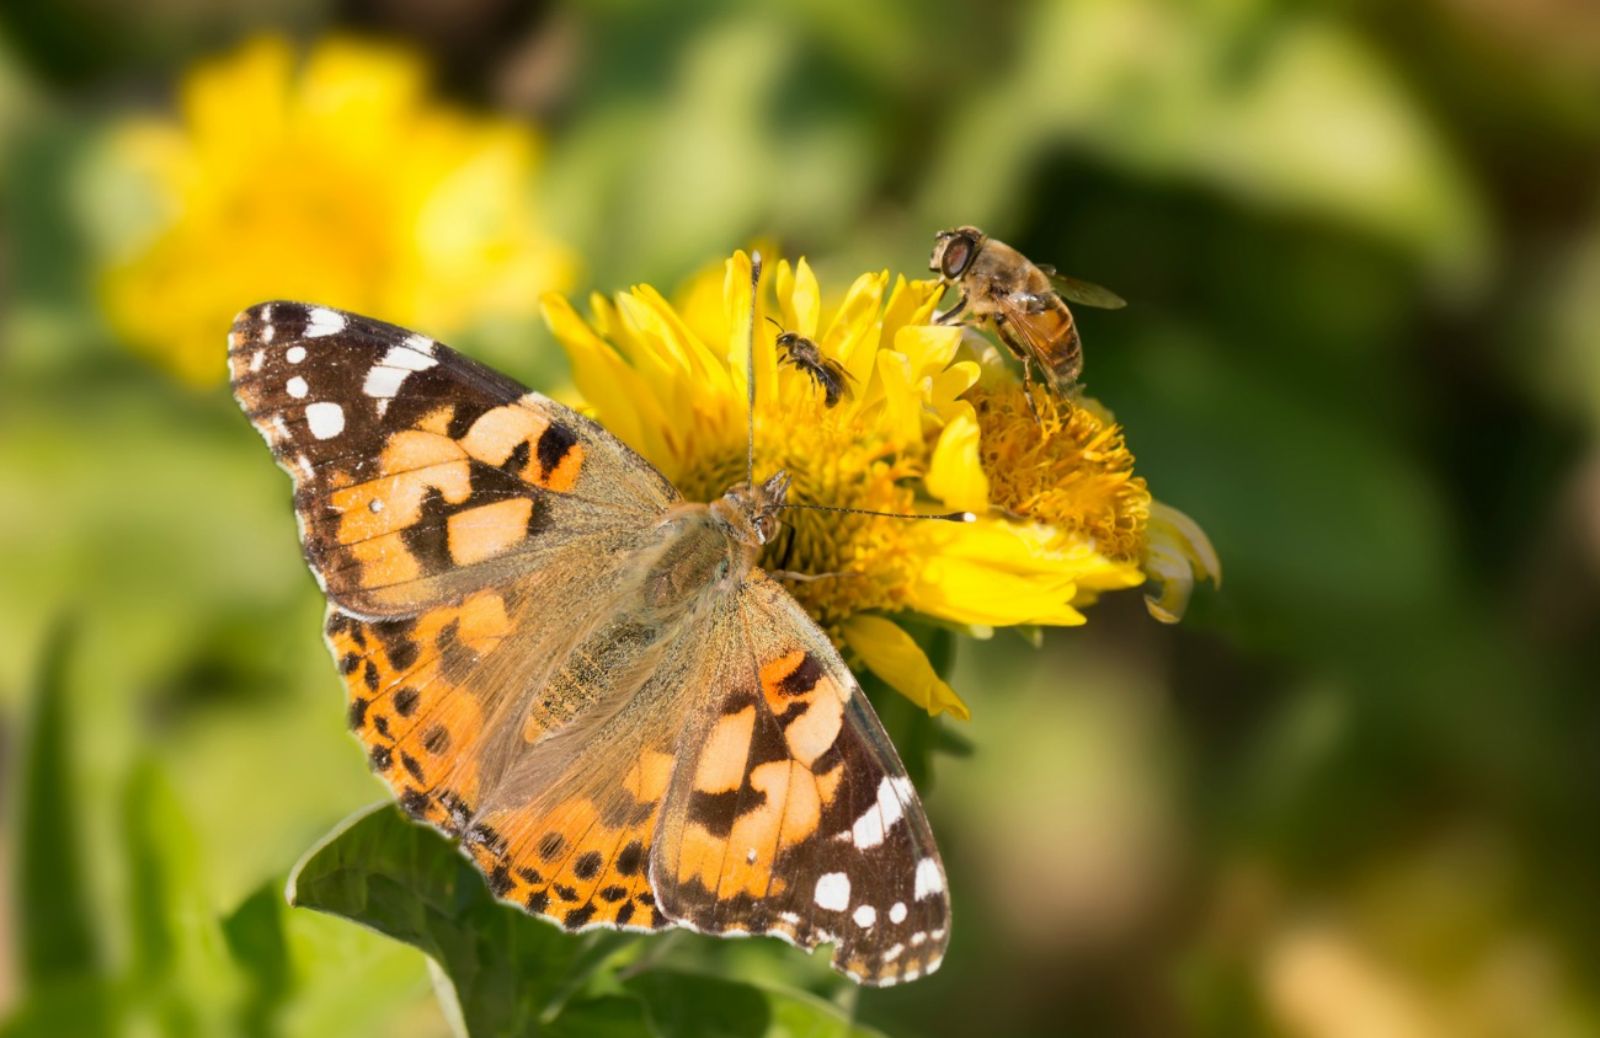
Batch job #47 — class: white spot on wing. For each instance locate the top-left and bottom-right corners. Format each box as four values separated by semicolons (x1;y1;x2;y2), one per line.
268;416;289;443
850;776;910;850
363;366;407;399
286;345;306;364
853;904;876;928
369;498;384;513
286;376;308;399
404;332;436;354
884;942;904;962
814;872;851;912
910;931;927;947
914;858;943;900
305;402;345;439
249;350;264;373
889;901;907;924
364;344;439;399
779;911;800;924
305;308;346;337
385;345;439;371
262;324;275;344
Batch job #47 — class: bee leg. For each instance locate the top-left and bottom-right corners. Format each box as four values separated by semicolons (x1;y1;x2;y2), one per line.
933;293;967;324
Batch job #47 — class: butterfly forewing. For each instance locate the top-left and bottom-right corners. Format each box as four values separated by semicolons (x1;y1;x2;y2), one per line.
228;302;676;615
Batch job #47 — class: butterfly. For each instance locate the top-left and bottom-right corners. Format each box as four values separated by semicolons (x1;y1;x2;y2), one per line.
227;269;950;986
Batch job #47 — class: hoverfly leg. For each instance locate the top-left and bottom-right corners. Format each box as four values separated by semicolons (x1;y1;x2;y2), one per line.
933;293;967;325
1019;355;1044;424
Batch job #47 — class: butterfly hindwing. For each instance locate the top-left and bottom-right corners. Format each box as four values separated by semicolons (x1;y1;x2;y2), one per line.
441;597;754;935
652;576;950;986
228;302;677;615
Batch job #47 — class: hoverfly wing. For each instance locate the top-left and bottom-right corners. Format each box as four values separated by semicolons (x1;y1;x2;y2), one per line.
1048;272;1126;310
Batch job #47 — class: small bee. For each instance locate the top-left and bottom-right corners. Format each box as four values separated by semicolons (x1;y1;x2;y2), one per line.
929;225;1124;408
768;317;854;408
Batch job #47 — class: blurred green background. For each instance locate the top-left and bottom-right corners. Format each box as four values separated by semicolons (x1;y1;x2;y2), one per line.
4;0;1600;1035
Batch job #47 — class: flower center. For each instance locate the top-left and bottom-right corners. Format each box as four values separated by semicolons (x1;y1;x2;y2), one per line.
971;385;1151;561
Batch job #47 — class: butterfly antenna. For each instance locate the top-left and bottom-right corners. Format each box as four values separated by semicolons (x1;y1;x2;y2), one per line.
747;251;761;487
781;503;976;524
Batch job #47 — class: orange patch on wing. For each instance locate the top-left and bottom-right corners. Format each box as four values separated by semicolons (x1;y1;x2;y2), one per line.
694;707;755;793
446;498;533;565
785;689;843;767
674;815;727;890
759;651;808;714
460;405;542;468
541;442;584;492
717;760;817;899
814;757;845;806
416;406;455;436
349;531;422;589
329;608;490;835
456;590;513;653
380;429;467;475
331;461;470;545
625;749;675;803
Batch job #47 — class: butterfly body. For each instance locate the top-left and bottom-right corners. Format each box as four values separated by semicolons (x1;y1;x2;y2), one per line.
229;299;948;985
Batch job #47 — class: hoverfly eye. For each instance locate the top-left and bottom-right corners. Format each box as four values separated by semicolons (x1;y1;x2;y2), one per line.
941;237;973;278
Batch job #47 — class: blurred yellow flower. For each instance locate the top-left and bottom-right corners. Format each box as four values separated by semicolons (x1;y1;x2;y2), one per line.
542;251;1216;717
100;34;575;385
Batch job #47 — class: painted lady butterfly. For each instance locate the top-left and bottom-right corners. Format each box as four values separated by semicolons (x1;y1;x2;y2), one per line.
227;262;950;985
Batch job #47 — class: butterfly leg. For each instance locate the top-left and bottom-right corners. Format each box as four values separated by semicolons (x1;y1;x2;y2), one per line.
769;569;842;583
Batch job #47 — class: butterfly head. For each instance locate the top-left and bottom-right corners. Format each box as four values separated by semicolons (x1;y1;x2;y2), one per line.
713;470;790;548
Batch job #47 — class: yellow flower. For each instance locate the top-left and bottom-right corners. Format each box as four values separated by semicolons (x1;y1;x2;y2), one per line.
542;251;1212;717
100;34;575;385
963;349;1221;623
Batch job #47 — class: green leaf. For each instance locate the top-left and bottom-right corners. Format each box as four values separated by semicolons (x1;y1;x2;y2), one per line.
622;970;886;1038
286;805;894;1038
222;882;293;1038
0;975;117;1038
543;995;652;1038
14;620;100;986
287;802;636;1037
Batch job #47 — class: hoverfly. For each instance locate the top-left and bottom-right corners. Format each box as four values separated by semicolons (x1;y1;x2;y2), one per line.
767;317;854;408
929;226;1124;409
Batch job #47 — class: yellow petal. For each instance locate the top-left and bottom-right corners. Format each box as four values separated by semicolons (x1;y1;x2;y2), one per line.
826;269;888;377
786;256;822;338
842;615;971;721
925;407;990;512
539;293;667;467
1142;501;1222;623
881;274;944;341
903;520;1094;627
